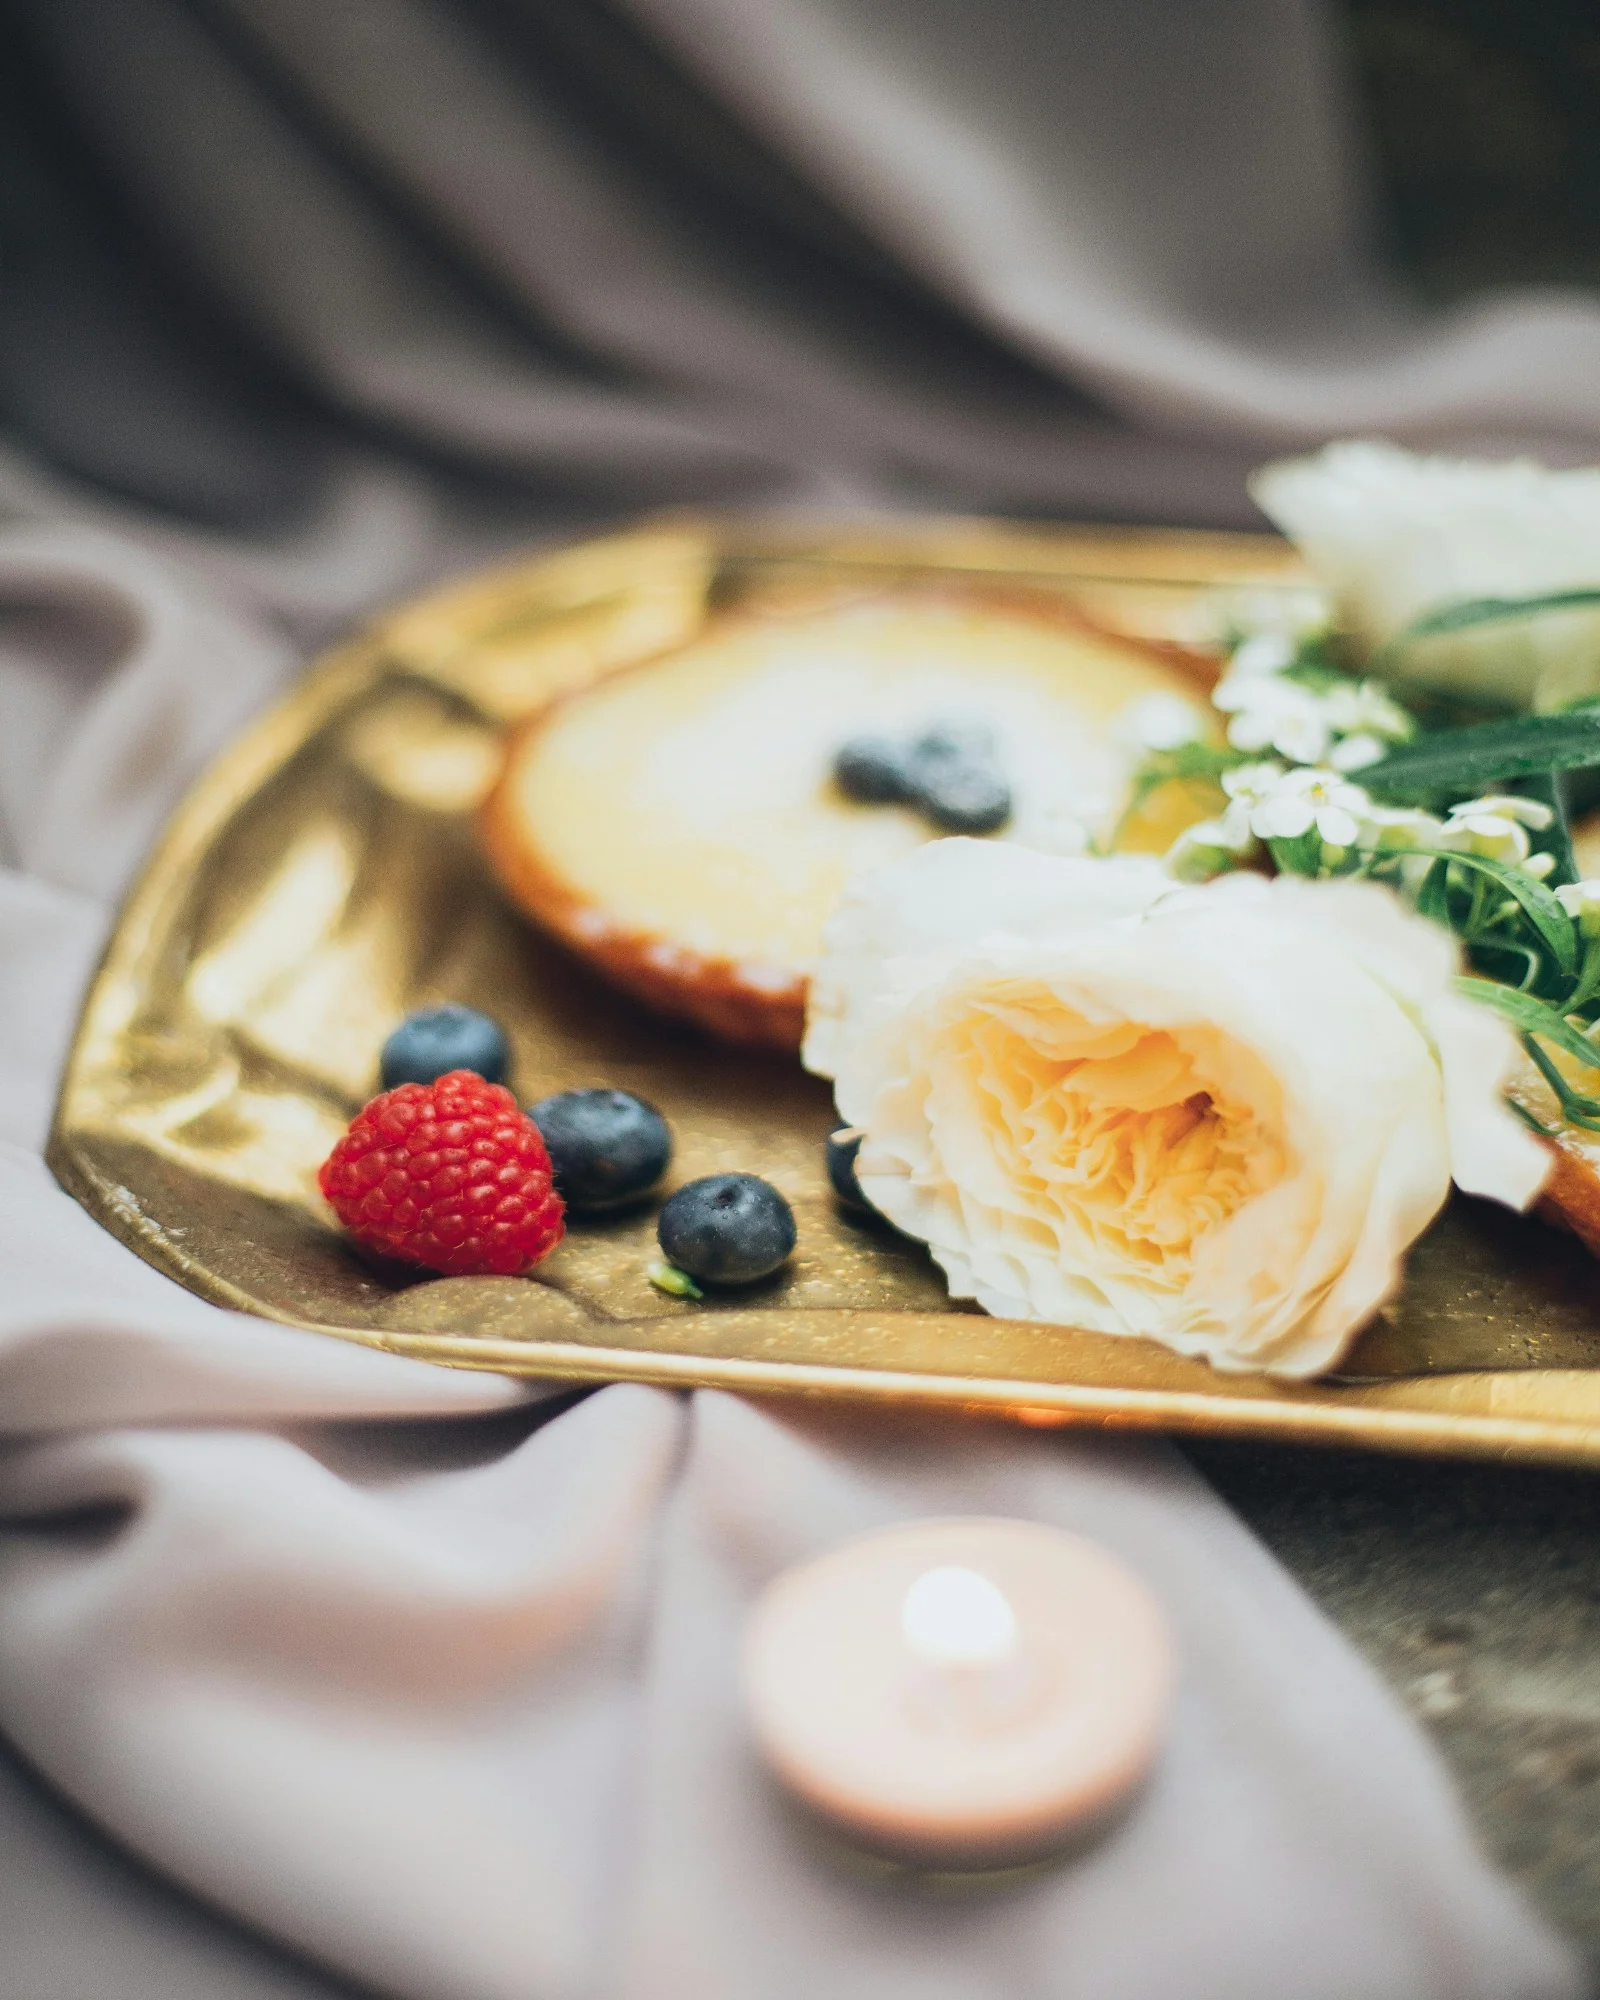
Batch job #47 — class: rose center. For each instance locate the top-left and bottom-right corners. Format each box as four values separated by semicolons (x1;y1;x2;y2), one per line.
958;1004;1276;1279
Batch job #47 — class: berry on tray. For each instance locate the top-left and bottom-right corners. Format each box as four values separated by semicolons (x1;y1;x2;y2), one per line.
529;1087;672;1214
319;1070;564;1276
657;1173;796;1285
905;720;1012;833
380;1004;510;1089
908;718;998;771
825;1126;873;1215
915;761;1012;834
833;735;914;804
837;719;1012;834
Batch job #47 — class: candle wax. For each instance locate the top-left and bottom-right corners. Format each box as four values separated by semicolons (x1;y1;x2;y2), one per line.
742;1517;1173;1868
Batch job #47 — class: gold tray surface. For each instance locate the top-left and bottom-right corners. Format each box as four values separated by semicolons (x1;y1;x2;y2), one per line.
47;515;1600;1467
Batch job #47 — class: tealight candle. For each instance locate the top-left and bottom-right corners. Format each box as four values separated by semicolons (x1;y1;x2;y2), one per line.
742;1517;1173;1868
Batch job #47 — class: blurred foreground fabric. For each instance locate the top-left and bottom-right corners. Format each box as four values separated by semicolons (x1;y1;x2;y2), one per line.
0;3;1596;1995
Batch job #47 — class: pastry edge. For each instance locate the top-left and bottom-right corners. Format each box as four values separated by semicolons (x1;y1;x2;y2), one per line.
480;769;808;1051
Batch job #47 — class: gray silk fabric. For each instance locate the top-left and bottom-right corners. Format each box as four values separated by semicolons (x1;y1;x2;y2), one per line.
11;0;1600;613
0;4;1595;1995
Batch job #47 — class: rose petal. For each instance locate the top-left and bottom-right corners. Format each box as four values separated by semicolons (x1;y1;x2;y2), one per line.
802;839;1168;1081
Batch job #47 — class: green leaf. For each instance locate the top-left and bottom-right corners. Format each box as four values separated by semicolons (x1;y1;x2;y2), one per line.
1414;854;1452;927
1521;1037;1600;1131
1570;936;1600;1013
1369;588;1600;673
1456;976;1600;1069
646;1259;703;1300
1267;830;1321;877
1138;741;1244;786
1514;769;1577;889
1508;1094;1561;1140
1413;849;1578;974
1461;967;1600;1127
1281;659;1353;695
1470;937;1544;992
1359;711;1600;800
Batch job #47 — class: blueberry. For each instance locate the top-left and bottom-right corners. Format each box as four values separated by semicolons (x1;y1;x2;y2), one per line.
529;1088;672;1215
909;719;997;773
825;1126;873;1215
657;1173;796;1285
834;735;914;804
916;762;1012;834
380;1004;510;1089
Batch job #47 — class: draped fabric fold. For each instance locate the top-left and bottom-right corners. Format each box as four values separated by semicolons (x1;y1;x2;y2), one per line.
0;1364;1581;2000
12;0;1600;578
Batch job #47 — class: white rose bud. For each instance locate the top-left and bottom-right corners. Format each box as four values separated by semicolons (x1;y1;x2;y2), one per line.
803;841;1548;1378
1252;441;1600;710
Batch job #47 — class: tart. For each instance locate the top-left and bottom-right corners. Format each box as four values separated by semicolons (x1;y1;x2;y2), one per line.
482;587;1216;1050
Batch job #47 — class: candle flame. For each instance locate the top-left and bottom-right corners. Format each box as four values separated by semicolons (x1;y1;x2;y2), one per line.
900;1565;1018;1667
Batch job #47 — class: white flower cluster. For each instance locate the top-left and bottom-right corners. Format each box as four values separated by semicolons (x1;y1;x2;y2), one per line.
1158;605;1564;892
1168;771;1557;886
1211;632;1413;773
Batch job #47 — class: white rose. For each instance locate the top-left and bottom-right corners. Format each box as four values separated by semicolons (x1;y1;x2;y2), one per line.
802;840;1548;1378
1251;440;1600;710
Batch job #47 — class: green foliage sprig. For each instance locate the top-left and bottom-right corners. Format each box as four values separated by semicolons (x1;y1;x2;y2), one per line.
1120;591;1600;1132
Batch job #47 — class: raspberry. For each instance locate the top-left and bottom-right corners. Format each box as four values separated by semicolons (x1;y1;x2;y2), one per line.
318;1070;565;1277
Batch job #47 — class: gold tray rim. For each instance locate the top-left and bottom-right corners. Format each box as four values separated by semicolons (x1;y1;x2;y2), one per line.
46;512;1600;1472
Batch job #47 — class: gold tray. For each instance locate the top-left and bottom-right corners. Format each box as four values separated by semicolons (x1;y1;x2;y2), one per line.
48;516;1600;1467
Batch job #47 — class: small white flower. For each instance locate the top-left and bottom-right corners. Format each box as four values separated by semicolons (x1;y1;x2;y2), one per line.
1228;630;1297;678
1222;680;1333;765
1165;816;1257;882
1522;851;1559;881
1218;761;1287;844
1261;768;1372;848
1210;668;1264;713
1113;692;1208;753
1440;794;1554;867
1357;803;1445;852
1229;764;1371;847
1353;802;1449;895
1556;879;1600;935
1448;815;1525;864
1460;794;1553;829
1211;634;1295;713
1323;680;1415;743
1328;732;1388;773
